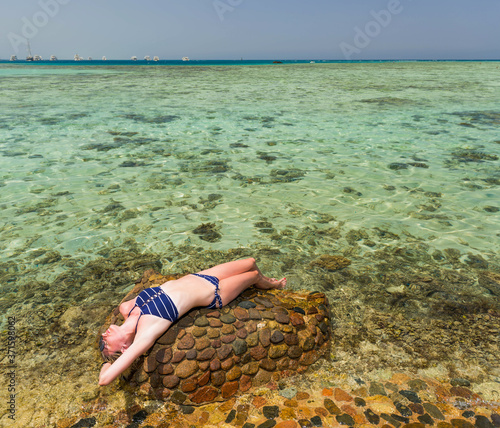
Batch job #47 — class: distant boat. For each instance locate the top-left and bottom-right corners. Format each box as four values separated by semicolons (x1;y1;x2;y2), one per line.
50;55;57;61
310;61;315;63
102;56;107;61
88;57;92;61
33;55;42;61
153;56;159;61
10;55;17;61
131;56;137;61
74;54;83;61
144;56;151;61
26;40;34;61
182;57;190;61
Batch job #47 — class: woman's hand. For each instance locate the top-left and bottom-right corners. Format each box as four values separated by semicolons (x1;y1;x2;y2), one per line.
99;362;112;386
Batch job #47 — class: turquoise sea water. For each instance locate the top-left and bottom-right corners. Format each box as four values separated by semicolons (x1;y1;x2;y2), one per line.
0;61;499;425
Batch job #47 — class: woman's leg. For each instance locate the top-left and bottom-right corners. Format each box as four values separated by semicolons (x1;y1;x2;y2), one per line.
199;258;286;291
217;270;260;306
198;258;258;280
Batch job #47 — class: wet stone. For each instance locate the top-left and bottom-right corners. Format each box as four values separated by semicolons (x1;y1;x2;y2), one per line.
324;398;342;415
255;296;274;308
194;316;209;327
462;411;475;418
256;421;276;428
221;313;236;324
450;419;474;428
311;415;323;426
423;403;445;420
491;414;500;427
475;416;495;428
354;397;366;407
270;330;284;344
418;414;435;425
396;402;413;417
263;405;280;419
408;379;428;392
232;339;248;355
249;308;262;320
381;413;402;427
293;306;306;315
275;312;290;324
409;403;425;415
336;413;355;426
399;390;422;403
186;349;197;360
221;334;236;344
239;301;257;309
364;408;380;424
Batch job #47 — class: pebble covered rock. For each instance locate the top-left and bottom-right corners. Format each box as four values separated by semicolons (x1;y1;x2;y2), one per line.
99;269;331;405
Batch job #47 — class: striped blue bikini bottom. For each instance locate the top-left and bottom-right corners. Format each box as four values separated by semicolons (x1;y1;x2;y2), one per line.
191;273;223;309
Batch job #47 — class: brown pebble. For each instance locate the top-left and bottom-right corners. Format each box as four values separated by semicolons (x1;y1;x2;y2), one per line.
211;370;226;387
269;344;288;359
195;337;211;351
155;348;172;364
206;311;220;318
289;312;305;327
226;366;242;381
162;375;180;389
221;357;234;371
158;364;174;375
217;344;232;360
275;312;290;324
209;359;221;371
284;333;299;346
450;386;473;399
197;347;216;361
221;324;235;334
236;328;248;339
221;381;239;399
192;326;207;337
284;399;298;407
171;351;186;364
250;345;268;360
259;358;277;371
248;308;262;320
190;385;219;404
240;374;252;392
450;419;474;428
242;362;260;375
197;371;210;387
209;318;223;328
177;334;195;350
409;403;425;415
259;328;271;347
234;307;250;321
180;377;198;393
207;328;220;339
175;360;198;379
315;407;329;417
221;334;236;344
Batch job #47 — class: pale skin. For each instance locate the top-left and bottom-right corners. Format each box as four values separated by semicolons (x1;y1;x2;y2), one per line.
99;258;286;386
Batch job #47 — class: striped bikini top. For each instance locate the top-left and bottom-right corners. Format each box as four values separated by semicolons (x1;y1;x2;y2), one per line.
129;286;179;331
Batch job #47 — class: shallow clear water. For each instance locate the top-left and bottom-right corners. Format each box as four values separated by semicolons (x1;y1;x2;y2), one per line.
1;62;499;268
0;62;499;425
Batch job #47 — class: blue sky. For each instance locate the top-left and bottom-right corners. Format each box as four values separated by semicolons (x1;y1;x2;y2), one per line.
1;0;499;60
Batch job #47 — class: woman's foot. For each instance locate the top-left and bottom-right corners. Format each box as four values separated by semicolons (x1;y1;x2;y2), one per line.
256;275;287;290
